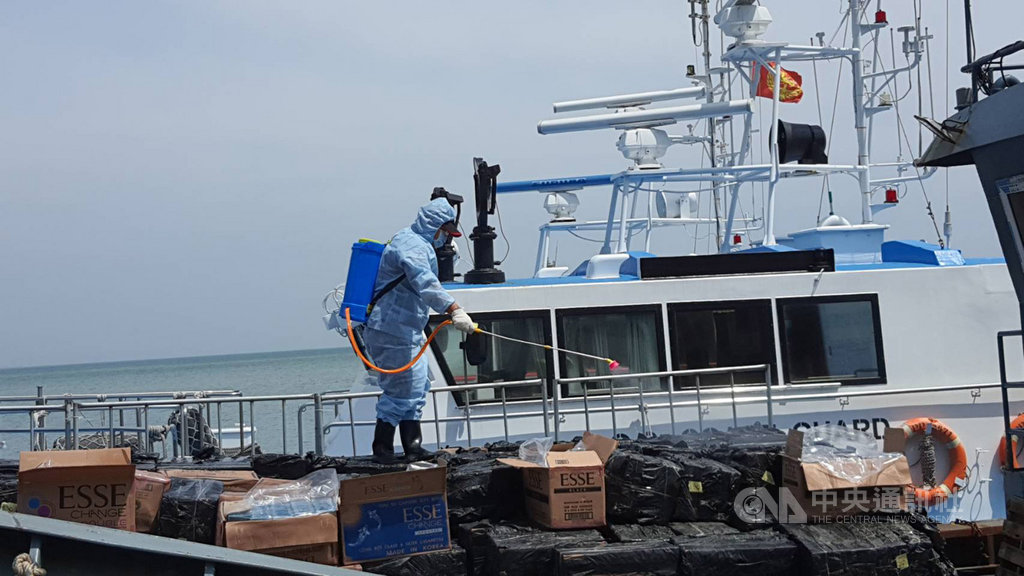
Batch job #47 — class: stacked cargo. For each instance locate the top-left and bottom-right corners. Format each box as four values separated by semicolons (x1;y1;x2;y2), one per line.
2;425;961;574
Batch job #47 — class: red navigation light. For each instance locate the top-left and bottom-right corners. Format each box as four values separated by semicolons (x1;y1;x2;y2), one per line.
875;10;887;24
885;188;899;204
733;234;743;245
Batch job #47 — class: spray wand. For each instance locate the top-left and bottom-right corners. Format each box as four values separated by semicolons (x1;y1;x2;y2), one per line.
472;326;620;370
345;307;620;373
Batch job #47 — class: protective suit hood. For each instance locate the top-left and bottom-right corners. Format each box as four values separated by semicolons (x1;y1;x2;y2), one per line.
410;198;457;243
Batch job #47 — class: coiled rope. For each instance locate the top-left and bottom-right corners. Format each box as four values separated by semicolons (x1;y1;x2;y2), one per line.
12;553;45;576
920;432;937;487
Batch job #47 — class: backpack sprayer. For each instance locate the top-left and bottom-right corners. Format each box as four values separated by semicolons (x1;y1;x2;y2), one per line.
327;188;465;374
325;160;619;374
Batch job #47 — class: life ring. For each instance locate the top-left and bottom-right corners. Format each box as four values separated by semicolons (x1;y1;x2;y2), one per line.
997;413;1024;468
902;417;968;507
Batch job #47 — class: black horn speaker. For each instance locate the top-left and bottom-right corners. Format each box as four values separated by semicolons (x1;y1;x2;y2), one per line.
777;120;828;164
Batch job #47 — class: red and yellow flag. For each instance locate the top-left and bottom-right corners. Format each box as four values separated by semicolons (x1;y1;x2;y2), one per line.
754;62;804;103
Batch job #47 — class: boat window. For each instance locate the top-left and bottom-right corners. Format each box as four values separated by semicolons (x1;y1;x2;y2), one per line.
776;294;886;385
556;306;666;397
426;312;551;405
668;300;775;389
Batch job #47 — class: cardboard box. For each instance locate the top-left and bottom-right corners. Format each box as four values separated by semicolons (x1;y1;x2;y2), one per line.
215;492;246;546
781;428;912;520
222;498;339;566
163;469;260;493
338;466;450;565
215;478;294;547
17;448;136;531
133;470;170;533
497;432;618;530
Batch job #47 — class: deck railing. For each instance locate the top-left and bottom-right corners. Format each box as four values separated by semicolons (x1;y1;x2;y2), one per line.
0;362;1004;459
0;390;242;454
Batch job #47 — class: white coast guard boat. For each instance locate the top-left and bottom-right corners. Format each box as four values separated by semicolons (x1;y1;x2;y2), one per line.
323;0;1024;524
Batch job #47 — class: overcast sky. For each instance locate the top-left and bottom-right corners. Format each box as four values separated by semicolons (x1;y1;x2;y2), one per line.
0;1;1017;368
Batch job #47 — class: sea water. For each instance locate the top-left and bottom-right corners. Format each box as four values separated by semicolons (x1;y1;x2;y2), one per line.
0;348;364;459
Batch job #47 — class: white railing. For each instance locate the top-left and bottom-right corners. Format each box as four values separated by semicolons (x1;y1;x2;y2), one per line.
0;365;1003;459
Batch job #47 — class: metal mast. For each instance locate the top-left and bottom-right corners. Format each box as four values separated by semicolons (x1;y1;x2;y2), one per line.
850;0;873;224
693;0;724;249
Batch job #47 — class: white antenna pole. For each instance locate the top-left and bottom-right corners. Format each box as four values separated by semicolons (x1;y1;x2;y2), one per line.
850;0;874;224
764;47;784;245
698;0;724;251
866;10;883;172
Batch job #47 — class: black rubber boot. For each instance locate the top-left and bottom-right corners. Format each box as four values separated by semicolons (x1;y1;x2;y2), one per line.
372;419;397;464
399;420;431;460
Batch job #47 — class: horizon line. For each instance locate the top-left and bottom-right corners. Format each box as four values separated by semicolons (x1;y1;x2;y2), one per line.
0;346;345;372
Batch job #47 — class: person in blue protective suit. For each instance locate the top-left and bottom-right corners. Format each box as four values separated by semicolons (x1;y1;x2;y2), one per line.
364;197;477;463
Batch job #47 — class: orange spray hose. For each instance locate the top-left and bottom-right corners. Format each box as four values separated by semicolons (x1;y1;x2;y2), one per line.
345;307;451;374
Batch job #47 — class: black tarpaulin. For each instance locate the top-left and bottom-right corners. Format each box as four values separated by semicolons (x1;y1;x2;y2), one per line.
484;522;604;576
676;530;797;576
556;541;680;576
605;524;676;543
783;519;956;576
668;522;740;538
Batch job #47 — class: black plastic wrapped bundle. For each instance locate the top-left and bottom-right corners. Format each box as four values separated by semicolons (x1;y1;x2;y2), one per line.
664;428;732;452
676;530;798;576
659;453;741;523
783;520;956;576
154;478;224;544
556;541;680;576
0;460;17;504
605;524;677;543
337;455;408;476
609;439;643;454
604;452;692;525
251;453;311;479
305;452;348;472
710;424;787;506
483;440;523;454
457;520;494;576
709;445;783;495
363;544;467;575
723;423;787;448
150;458;252;472
633;440;690;458
447;459;523;526
668;522;740;538
633;434;691;449
442;446;500;467
890;512;949;552
484;523;604;576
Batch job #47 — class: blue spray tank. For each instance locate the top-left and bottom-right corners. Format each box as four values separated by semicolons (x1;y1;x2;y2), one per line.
340;239;388;323
323;239;388;332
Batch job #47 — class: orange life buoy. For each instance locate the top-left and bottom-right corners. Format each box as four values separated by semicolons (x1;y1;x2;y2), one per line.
902;417;968;507
998;413;1024;468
